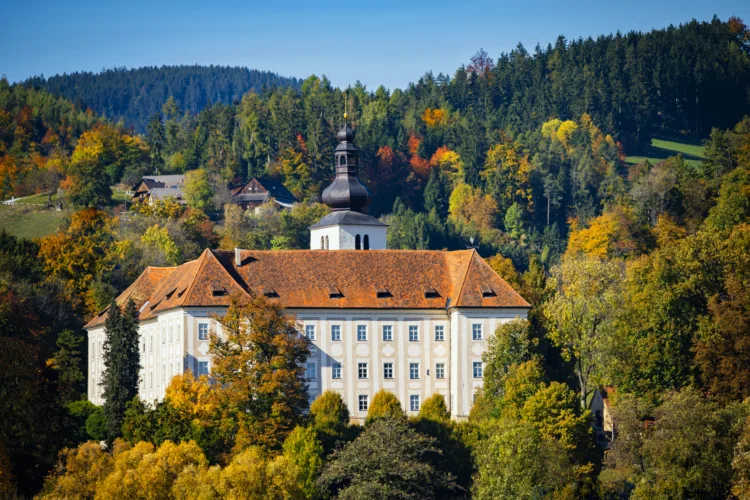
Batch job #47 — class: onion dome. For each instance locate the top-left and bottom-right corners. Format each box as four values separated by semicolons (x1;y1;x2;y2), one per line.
321;121;372;212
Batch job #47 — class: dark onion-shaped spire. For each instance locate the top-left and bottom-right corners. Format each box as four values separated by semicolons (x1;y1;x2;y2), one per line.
321;118;372;212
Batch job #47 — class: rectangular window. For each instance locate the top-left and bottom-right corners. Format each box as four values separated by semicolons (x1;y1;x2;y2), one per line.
435;324;445;341
410;363;419;379
331;325;341;341
472;323;483;341
198;323;209;341
332;362;342;379
305;362;317;380
382;325;393;341
358;394;368;412
305;324;316;341
198;361;209;377
162;328;165;344
150;337;153;352
358;362;368;379
410;394;420;412
357;325;367;341
436;363;445;379
169;326;173;342
383;362;393;379
473;361;483;378
409;325;419;342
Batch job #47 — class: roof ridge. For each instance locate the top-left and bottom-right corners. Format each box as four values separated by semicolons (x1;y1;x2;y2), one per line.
178;249;213;307
453;248;477;305
205;249;250;295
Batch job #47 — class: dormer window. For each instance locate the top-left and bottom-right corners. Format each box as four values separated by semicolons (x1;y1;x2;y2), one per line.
423;287;440;299
376;286;391;298
262;287;278;298
480;285;496;297
328;286;343;299
211;283;227;296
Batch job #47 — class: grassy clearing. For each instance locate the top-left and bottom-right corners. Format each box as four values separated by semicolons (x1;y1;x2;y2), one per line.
0;205;70;240
625;137;706;168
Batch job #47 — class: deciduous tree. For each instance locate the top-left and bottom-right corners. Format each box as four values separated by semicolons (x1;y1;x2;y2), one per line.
210;294;310;451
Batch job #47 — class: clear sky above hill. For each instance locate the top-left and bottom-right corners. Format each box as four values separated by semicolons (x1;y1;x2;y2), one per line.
2;0;749;90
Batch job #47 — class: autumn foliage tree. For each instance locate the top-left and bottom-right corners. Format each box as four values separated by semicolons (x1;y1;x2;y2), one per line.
210;294;311;451
38;208;125;314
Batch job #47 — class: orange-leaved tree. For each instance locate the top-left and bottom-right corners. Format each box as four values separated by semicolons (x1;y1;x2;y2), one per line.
38;208;127;314
211;294;311;452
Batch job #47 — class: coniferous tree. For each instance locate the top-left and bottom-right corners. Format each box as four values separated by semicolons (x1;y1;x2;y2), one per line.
101;298;140;445
424;167;450;220
147;114;167;174
51;329;85;402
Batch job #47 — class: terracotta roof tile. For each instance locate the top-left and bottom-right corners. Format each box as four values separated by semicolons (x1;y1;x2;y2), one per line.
85;248;529;329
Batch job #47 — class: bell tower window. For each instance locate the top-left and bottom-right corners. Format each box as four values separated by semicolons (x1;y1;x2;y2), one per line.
339;156;346;167
364;235;369;250
355;234;361;250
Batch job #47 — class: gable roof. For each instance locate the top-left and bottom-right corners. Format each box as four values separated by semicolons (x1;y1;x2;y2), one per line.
85;249;529;328
231;177;298;204
143;175;185;188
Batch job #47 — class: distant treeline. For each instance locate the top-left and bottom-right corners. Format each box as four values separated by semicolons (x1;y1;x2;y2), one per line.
21;18;750;150
22;65;302;132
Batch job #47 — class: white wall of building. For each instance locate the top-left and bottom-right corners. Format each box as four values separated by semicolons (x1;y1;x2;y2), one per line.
310;224;387;250
87;306;527;419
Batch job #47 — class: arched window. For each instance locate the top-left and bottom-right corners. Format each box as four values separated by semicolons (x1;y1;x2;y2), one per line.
325;236;329;250
363;234;370;250
339;156;346;166
355;234;361;250
320;236;324;250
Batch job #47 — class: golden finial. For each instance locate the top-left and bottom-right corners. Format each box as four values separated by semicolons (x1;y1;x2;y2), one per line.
344;112;348;120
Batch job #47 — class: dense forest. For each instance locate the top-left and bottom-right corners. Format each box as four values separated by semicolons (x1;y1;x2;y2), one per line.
23;66;302;132
1;15;750;500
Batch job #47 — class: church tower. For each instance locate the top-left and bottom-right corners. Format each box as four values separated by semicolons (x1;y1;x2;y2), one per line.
310;117;387;250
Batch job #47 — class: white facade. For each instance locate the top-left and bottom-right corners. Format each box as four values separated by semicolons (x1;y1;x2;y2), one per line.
87;306;527;420
310;224;387;250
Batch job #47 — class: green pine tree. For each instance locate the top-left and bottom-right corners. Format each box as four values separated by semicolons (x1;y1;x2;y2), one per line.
424;167;450;220
52;329;85;402
101;298;140;446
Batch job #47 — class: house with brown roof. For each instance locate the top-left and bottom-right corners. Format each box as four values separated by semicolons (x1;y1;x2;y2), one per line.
230;177;298;211
131;175;185;204
86;120;530;421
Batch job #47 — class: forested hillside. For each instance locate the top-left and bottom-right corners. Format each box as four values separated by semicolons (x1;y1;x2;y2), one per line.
23;66;302;132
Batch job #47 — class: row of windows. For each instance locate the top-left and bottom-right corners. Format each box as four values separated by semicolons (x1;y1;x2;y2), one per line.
101;321;484;356
306;361;483;380
357;394;422;412
302;323;483;342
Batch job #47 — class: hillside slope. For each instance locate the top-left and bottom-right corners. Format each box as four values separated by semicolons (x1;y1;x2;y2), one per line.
23;65;302;132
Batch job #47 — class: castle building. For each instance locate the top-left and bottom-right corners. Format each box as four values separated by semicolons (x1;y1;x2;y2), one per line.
85;119;530;420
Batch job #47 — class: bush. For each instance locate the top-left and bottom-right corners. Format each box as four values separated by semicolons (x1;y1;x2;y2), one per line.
366;390;406;424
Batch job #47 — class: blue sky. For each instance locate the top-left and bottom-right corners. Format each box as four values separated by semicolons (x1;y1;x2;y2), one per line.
2;0;749;90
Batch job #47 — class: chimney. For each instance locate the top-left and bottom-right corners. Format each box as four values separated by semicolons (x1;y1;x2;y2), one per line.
235;248;242;267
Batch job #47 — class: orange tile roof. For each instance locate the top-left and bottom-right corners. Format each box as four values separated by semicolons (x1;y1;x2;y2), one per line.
85;248;530;328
